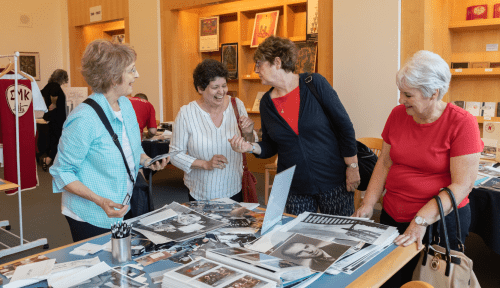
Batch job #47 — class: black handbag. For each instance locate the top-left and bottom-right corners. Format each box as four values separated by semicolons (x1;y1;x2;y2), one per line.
303;74;377;191
84;98;154;218
412;188;480;287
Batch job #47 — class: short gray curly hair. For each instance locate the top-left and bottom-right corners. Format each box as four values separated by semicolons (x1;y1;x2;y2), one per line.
396;50;451;100
81;39;136;93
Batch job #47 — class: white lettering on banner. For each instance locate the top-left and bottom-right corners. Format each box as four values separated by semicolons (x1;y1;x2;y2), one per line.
6;84;32;117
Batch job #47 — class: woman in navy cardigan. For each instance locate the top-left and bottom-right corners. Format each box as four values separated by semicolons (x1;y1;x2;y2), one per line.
229;36;359;216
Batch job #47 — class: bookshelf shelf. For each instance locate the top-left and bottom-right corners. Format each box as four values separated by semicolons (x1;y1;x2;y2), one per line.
449;19;500;31
451;68;500;78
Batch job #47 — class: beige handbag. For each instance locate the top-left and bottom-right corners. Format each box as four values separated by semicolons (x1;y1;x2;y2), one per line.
412;188;480;288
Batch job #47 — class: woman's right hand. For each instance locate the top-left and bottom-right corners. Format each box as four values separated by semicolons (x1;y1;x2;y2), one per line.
204;155;228;170
352;203;374;219
96;196;129;218
228;135;252;153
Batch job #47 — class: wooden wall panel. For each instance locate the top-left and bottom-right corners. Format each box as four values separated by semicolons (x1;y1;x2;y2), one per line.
68;0;129;27
401;0;425;66
318;0;333;85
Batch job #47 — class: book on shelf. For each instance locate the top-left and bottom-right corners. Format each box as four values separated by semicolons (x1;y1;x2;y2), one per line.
481;102;496;117
494;3;500;18
465;101;481;116
466;5;487;20
452;101;465;109
483;122;500;143
471;62;489;69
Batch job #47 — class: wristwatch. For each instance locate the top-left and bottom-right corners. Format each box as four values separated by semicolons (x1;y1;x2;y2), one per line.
247;142;255;154
348;163;358;169
414;216;429;227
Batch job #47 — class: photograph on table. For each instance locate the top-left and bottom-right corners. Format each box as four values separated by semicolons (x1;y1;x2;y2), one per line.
0;255;50;278
250;11;279;48
284;213;398;245
222;275;270;288
196;266;242;286
269;233;350;272
134;250;177;267
176;259;219;278
222;43;238;79
212;232;257;248
129;202;227;243
71;268;147;288
112;264;145;280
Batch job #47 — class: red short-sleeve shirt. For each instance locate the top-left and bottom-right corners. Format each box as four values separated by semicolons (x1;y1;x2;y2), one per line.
129;97;156;139
382;103;483;222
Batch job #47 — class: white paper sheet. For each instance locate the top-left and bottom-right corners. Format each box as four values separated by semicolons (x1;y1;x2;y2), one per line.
51;262;111;288
261;166;296;235
51;256;100;274
69;242;103;256
133;227;172;244
139;208;177;226
10;259;56;282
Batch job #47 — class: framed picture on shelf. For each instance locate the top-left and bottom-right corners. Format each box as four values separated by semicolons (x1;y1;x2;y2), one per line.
18;52;40;81
295;42;317;74
221;43;238;79
306;0;319;42
251;11;279;48
199;16;219;52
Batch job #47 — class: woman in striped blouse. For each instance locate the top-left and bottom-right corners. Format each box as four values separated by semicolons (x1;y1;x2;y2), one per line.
169;59;255;201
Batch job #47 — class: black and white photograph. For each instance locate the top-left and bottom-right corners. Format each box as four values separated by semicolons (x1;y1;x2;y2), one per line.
134;250;176;267
130;236;155;256
70;268;146;288
195;266;241;287
112;265;145;280
269;233;350;272
212;247;250;256
129;202;227;243
169;249;198;265
285;213;397;245
214;233;257;248
175;259;218;278
222;275;270;288
258;259;301;270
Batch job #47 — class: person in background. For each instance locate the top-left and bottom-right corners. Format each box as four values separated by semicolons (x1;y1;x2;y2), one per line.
40;69;68;171
50;39;168;242
169;59;255;202
352;50;483;287
229;36;360;216
129;93;157;139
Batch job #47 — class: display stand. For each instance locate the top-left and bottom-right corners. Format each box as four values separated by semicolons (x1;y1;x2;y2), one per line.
0;52;48;258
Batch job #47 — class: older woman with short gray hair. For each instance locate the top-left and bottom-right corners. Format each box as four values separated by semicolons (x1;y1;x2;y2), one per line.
353;50;483;287
50;39;168;242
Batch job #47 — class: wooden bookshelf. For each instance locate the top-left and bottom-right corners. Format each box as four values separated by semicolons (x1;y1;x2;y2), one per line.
451;68;500;77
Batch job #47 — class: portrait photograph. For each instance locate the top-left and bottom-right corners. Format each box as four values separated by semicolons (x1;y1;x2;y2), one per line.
221;43;238;79
251;11;279;48
270;233;350;272
18;52;40;81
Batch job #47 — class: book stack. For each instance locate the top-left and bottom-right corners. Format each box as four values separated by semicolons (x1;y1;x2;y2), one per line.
454;101;498;117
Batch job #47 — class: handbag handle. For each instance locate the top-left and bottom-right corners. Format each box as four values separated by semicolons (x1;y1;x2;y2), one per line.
433;195;452;276
230;97;249;173
440;187;464;252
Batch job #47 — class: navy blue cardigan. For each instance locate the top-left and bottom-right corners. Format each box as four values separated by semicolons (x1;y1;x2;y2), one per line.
256;73;357;195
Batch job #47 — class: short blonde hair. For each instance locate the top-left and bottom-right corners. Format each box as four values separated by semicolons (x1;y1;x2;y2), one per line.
81;39;136;93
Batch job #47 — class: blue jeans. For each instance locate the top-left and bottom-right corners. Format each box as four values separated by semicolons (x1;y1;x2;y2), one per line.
380;204;471;288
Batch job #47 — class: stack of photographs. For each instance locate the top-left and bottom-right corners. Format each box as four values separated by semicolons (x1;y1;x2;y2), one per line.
184;200;264;234
126;202;227;244
162;258;276;288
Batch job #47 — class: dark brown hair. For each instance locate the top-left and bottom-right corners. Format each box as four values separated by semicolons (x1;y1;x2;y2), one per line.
253;36;297;73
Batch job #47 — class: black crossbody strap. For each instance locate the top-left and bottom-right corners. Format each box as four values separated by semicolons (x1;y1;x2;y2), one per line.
303;73;330;124
83;98;135;185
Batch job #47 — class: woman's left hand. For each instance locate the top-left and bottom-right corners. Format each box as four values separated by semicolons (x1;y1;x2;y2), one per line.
147;157;169;171
394;220;427;250
239;116;254;135
345;167;361;192
229;135;253;153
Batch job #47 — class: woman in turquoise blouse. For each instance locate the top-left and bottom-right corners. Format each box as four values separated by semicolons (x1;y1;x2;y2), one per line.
50;39;168;242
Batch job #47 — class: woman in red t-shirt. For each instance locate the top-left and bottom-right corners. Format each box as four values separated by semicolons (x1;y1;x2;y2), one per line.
353;50;483;287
